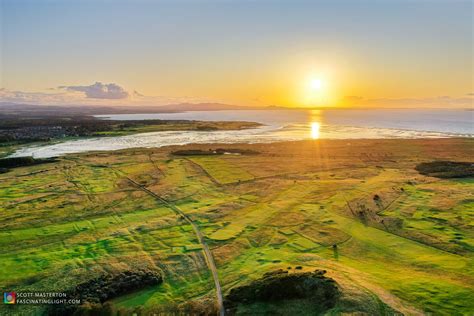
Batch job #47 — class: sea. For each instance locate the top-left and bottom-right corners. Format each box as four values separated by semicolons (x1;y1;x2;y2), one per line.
10;109;473;158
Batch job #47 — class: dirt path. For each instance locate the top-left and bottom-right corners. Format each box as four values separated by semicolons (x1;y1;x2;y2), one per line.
183;158;222;186
148;154;165;176
125;176;225;316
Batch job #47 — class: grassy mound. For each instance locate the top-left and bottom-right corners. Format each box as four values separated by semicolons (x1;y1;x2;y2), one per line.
172;148;260;156
415;161;474;178
225;269;340;315
172;149;221;156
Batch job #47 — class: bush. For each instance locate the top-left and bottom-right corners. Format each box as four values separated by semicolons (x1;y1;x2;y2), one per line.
415;161;474;178
0;157;57;173
225;269;340;313
49;269;162;315
171;149;220;156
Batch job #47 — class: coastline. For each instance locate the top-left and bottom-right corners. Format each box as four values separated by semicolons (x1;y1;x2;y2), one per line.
3;108;472;158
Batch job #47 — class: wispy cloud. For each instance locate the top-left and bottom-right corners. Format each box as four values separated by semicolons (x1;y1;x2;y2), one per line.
0;84;217;106
1;84;471;108
58;82;129;99
0;88;79;104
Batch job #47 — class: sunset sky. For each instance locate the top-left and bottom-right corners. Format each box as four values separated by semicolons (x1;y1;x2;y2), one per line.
1;0;473;108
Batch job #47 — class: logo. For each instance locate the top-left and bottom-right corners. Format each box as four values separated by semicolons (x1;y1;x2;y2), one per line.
4;292;16;304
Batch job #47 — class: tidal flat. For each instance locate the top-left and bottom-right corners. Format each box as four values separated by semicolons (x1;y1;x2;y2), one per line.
0;138;473;315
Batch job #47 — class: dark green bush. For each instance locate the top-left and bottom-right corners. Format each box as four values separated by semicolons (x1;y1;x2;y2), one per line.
415;161;474;178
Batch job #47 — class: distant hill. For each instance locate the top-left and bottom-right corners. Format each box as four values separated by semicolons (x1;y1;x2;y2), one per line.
155;102;264;112
0;102;283;117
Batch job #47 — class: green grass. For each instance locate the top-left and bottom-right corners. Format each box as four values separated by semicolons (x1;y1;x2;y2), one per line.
190;156;255;184
1;139;473;315
92;121;261;137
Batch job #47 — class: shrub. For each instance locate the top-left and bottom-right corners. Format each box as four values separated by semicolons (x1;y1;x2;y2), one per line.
415;161;474;178
225;269;340;313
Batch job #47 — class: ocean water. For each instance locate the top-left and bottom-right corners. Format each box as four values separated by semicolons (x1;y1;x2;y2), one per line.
11;109;473;158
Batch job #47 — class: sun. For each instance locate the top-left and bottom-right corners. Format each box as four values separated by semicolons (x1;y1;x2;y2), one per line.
302;75;331;107
310;78;322;91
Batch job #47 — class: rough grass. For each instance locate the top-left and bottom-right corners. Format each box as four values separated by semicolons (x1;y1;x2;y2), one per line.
92;120;261;137
1;138;473;315
189;156;255;184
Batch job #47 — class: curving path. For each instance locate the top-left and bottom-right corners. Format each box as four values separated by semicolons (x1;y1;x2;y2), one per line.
120;172;225;316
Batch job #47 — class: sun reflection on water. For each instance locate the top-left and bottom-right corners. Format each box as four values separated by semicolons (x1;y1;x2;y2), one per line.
311;122;320;139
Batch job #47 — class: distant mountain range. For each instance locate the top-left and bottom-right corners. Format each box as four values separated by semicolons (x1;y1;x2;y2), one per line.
0;102;287;116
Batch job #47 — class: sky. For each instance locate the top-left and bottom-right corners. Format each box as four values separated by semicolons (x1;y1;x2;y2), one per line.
1;0;473;108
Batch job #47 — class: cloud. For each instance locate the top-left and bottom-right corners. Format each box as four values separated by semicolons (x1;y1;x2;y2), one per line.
59;82;129;99
343;96;364;102
0;86;214;106
0;89;77;105
2;84;471;109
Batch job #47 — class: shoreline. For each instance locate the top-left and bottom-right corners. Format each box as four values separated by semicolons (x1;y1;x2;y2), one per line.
7;128;474;158
7;137;473;160
3;108;472;159
0;119;262;159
